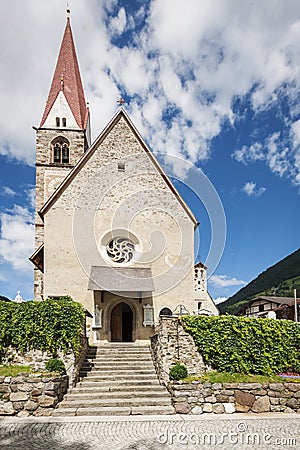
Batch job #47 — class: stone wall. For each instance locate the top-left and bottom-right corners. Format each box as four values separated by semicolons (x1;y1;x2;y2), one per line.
2;337;88;388
0;374;68;417
171;381;300;414
150;317;206;385
34;128;87;300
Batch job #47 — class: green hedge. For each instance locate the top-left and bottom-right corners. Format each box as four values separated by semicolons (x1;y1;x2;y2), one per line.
182;315;300;375
0;297;85;358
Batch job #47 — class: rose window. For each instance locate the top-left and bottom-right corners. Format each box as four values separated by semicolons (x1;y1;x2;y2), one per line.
106;237;135;263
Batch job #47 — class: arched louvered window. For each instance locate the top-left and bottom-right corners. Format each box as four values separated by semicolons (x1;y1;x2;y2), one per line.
52;137;70;164
159;307;172;317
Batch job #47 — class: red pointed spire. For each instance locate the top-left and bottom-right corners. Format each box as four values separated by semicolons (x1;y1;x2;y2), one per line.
40;18;88;129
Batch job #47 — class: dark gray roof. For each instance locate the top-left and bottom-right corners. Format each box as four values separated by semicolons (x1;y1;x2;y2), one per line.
250;296;294;305
88;266;155;292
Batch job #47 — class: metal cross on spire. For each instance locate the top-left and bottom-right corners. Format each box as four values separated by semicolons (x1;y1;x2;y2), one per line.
66;3;71;18
117;97;125;106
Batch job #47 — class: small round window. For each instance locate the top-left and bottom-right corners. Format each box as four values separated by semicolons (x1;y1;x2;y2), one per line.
106;237;135;263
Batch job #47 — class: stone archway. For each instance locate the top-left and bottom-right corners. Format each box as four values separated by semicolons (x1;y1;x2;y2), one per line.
111;302;133;342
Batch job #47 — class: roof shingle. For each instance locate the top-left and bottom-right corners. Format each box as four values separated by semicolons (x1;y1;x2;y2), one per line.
40;18;87;129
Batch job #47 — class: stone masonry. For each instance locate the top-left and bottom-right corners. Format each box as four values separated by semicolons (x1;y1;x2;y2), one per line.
43;113;197;332
0;374;68;417
150;317;206;385
34;128;88;300
2;337;88;389
170;380;300;414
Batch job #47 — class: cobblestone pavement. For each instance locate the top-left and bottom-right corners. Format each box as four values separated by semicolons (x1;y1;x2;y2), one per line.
0;414;299;450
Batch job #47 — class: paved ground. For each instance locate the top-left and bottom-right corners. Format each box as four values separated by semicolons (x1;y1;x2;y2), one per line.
0;413;299;450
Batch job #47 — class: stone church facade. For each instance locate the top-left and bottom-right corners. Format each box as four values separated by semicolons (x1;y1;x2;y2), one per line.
30;16;218;344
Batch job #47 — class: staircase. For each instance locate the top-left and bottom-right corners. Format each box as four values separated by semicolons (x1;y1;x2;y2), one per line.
54;343;174;416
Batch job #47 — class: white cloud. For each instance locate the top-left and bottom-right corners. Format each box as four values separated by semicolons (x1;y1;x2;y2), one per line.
214;296;228;305
0;0;299;186
0;205;34;272
109;7;127;35
2;186;17;197
233;142;264;164
25;187;36;210
242;181;266;197
209;274;246;288
291;119;300;186
233;129;300;187
291;119;300;149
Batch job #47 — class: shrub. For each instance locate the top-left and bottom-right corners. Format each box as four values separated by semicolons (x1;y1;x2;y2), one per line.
45;358;66;373
182;315;300;375
170;363;188;380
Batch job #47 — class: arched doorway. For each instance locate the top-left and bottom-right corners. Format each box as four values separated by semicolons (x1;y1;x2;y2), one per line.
111;302;133;342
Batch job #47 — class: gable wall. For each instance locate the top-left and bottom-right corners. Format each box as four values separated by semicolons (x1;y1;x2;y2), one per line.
44;116;197;319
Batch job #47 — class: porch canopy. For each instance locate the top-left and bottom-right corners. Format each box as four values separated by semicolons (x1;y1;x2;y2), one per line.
88;266;155;292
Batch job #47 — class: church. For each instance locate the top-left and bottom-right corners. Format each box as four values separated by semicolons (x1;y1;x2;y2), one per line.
29;14;218;344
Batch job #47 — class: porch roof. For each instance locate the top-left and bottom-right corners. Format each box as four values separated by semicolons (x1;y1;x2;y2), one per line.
88;266;155;292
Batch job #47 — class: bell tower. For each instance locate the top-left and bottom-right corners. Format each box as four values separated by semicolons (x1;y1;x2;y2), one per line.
31;11;91;300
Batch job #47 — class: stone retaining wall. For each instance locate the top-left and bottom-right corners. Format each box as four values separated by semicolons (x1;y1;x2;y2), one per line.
2;337;88;388
170;381;300;414
150;317;206;385
0;374;68;417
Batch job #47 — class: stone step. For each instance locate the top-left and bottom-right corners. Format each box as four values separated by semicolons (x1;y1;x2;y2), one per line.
130;405;174;415
87;357;152;363
85;358;152;362
65;390;169;400
80;368;156;376
93;350;151;354
52;408;79;417
87;353;152;359
90;344;150;349
58;397;172;409
76;379;160;387
80;363;155;370
53;405;174;416
85;355;152;361
68;385;167;394
80;373;158;381
88;350;151;354
90;346;151;350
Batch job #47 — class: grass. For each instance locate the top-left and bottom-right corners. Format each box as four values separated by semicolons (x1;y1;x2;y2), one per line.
0;364;33;377
184;371;300;384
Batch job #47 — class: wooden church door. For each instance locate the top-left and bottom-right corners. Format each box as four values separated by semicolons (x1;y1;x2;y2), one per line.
111;303;122;341
111;302;133;342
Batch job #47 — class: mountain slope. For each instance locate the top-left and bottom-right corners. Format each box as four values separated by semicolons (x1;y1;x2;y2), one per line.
219;248;300;314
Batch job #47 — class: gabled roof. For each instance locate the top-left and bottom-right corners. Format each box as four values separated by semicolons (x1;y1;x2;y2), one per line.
29;244;44;273
248;296;293;306
40;18;88;129
39;108;198;226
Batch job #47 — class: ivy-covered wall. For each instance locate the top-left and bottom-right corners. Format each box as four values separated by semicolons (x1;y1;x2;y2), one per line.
182;315;300;375
0;297;85;359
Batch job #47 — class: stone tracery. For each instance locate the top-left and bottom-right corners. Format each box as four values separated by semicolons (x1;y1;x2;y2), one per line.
106;237;135;263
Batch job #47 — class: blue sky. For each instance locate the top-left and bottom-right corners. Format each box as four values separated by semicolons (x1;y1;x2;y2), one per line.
0;0;299;303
